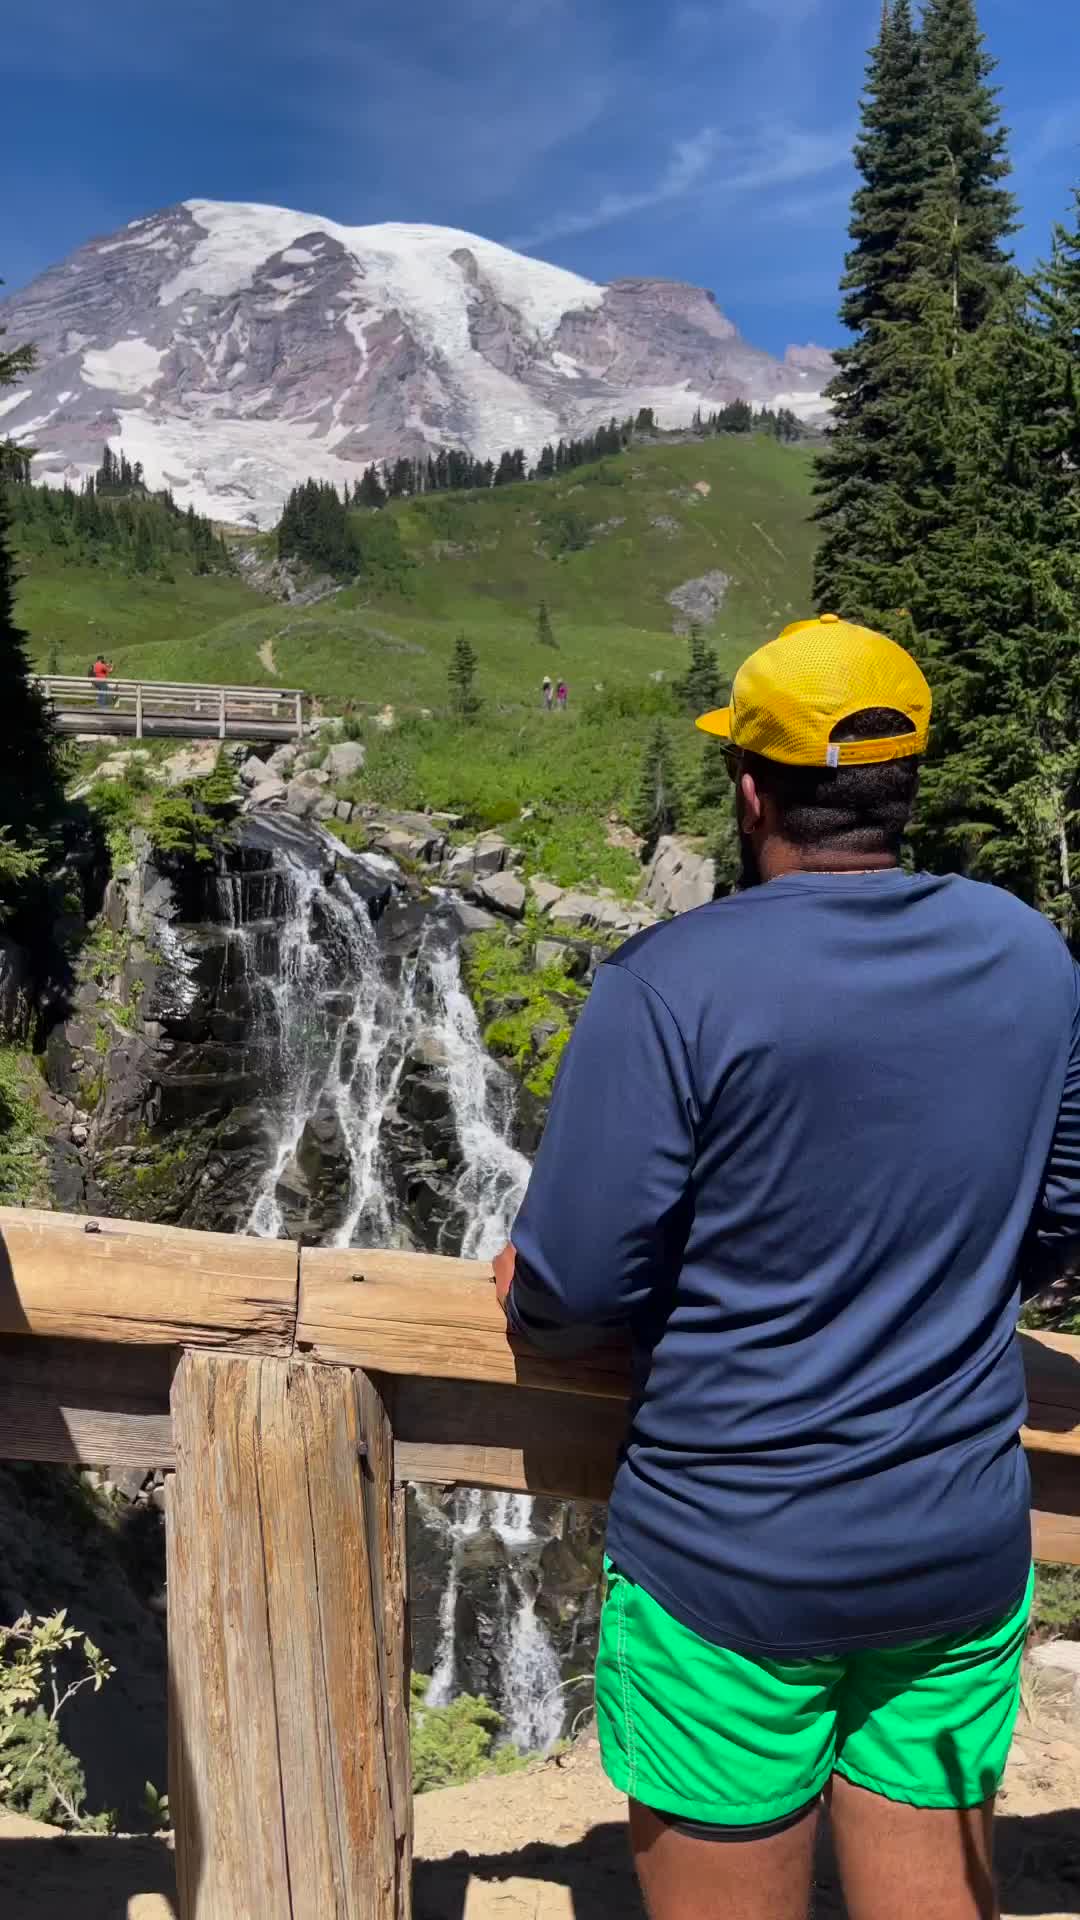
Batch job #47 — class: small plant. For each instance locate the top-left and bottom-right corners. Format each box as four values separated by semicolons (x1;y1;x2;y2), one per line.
410;1675;527;1793
143;1780;171;1832
0;1611;116;1831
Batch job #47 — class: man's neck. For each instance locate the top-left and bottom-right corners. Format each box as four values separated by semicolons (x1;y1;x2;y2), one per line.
758;844;899;883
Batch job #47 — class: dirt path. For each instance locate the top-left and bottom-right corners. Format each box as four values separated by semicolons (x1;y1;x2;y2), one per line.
2;1684;1078;1918
258;636;278;676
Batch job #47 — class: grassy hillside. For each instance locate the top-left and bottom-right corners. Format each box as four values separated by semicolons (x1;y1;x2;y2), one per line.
16;435;818;893
16;437;816;708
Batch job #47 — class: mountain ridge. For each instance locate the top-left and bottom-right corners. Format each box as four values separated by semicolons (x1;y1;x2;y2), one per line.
1;199;831;528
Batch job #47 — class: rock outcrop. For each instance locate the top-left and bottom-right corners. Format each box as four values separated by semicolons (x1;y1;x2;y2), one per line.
642;836;717;916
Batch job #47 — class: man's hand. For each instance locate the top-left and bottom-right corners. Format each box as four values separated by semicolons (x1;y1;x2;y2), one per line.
493;1242;516;1317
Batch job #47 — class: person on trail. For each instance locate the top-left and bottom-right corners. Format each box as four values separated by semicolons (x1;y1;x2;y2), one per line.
542;676;554;712
556;680;568;711
494;615;1080;1920
90;654;113;710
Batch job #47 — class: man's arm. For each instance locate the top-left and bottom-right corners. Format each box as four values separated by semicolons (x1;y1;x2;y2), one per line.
1020;962;1080;1300
499;959;697;1352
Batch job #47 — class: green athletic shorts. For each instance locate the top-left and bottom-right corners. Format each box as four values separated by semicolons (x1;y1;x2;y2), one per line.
596;1559;1033;1827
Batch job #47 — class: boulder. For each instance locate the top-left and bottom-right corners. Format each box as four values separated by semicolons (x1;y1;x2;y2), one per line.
314;797;339;821
285;777;323;819
161;742;221;787
369;813;446;864
447;900;500;934
324;741;366;782
642;836;716;916
248;772;287;808
239;755;268;787
444;845;477;885
470;872;527;920
548;891;604;932
335;800;354;823
473;833;511;876
267;744;298;777
530;878;565;914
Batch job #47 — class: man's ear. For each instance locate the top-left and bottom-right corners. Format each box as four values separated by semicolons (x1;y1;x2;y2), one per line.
738;768;764;834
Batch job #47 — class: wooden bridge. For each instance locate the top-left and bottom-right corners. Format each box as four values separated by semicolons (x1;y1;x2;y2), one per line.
0;1205;1078;1918
32;675;305;743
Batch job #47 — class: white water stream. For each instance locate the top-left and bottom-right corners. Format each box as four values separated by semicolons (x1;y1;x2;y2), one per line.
234;836;563;1751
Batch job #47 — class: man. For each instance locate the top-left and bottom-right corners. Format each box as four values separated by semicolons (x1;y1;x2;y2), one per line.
91;653;114;710
494;616;1080;1920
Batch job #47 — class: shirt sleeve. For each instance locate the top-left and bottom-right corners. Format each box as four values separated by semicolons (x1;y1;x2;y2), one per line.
1020;961;1080;1300
506;959;697;1353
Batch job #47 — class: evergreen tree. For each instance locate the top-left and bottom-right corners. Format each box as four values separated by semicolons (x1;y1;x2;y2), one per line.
676;625;724;715
812;0;932;617
918;0;1016;333
0;313;64;913
448;632;480;718
633;721;680;853
536;601;557;649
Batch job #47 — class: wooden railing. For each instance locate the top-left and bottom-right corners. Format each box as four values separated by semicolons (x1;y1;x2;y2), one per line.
33;676;305;744
0;1205;1077;1917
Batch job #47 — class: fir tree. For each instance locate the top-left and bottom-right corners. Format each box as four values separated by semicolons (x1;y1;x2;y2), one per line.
0;313;64;914
634;721;680;853
813;0;932;617
536;601;557;649
448;632;480;718
919;0;1016;333
677;625;724;715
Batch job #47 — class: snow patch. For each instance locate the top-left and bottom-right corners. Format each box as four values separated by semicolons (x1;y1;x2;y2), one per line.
282;247;315;265
0;391;26;420
82;339;167;396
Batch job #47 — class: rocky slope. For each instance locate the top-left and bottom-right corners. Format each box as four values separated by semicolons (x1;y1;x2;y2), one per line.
1;199;831;526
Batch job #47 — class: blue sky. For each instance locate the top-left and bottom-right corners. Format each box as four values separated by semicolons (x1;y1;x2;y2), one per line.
5;0;1080;354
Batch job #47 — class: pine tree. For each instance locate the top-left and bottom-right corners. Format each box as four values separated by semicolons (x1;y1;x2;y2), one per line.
536;601;557;649
677;625;724;715
918;0;1016;333
813;0;932;618
448;632;480;718
0;313;64;913
634;721;680;853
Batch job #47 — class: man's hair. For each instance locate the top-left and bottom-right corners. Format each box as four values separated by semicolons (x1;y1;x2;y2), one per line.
743;708;920;855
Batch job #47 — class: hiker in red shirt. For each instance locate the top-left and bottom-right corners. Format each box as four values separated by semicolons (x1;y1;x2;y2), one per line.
90;654;114;710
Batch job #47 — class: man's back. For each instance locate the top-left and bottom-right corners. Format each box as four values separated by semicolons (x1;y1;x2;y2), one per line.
512;869;1077;1652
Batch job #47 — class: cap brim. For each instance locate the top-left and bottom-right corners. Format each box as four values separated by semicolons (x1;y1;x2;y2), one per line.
695;707;733;740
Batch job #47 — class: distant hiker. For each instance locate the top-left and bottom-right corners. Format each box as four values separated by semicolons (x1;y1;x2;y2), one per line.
542;676;554;712
495;614;1072;1920
90;654;114;710
556;680;568;711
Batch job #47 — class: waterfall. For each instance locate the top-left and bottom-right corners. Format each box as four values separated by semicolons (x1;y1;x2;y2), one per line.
233;821;564;1752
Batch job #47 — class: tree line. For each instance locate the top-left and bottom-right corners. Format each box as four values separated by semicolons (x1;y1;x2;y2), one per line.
344;413;658;510
10;448;231;579
814;0;1080;941
691;402;805;442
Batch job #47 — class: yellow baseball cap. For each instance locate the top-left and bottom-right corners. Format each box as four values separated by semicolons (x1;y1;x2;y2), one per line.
695;615;932;768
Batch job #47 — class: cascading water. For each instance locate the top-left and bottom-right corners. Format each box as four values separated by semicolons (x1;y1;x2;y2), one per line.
234;820;564;1751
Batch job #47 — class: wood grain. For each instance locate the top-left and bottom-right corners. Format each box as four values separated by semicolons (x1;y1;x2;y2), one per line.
0;1336;175;1467
0;1207;297;1352
392;1377;624;1500
298;1248;630;1396
355;1373;412;1913
168;1353;406;1920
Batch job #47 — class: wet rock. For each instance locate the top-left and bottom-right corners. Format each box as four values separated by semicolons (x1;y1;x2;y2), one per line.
470;872;526;920
642;835;716;915
47;1139;89;1212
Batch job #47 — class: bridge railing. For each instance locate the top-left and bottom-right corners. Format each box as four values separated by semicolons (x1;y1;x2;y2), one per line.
33;675;305;742
0;1204;1076;1918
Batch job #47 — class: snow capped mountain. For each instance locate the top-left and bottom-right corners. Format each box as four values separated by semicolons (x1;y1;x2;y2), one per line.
1;199;832;528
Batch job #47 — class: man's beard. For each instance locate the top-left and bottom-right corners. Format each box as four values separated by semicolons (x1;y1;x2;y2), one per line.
738;832;762;890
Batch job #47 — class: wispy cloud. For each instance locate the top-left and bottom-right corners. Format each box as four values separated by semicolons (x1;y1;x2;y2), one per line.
509;125;851;250
509;128;723;249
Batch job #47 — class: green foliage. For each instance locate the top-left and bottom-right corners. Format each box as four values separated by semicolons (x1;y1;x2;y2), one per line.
633;720;681;851
410;1674;527;1793
448;632;480;717
10;460;230;581
1032;1563;1080;1637
465;920;587;1100
0;1048;48;1205
148;754;240;866
0;1610;115;1831
279;478;415;591
536;599;557;648
676;625;724;716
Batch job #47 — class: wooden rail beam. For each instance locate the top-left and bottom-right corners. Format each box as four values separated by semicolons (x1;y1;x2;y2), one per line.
0;1208;298;1353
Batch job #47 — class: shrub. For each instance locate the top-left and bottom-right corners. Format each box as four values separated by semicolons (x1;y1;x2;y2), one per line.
0;1610;115;1831
410;1675;526;1793
0;1048;48;1206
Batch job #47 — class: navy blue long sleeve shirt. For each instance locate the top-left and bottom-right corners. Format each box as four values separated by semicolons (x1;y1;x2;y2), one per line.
508;870;1080;1655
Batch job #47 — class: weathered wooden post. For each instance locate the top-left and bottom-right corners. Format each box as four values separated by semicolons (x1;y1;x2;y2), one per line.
167;1353;411;1920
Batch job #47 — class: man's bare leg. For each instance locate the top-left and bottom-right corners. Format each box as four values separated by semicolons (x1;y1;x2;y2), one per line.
629;1799;818;1920
829;1774;997;1920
